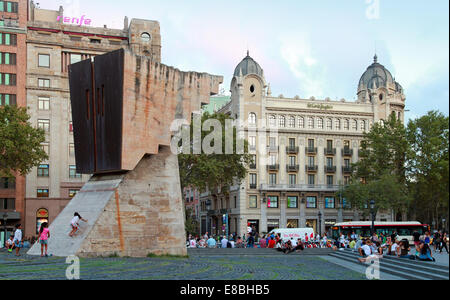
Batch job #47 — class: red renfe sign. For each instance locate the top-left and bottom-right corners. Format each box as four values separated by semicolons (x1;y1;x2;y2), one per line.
57;15;92;26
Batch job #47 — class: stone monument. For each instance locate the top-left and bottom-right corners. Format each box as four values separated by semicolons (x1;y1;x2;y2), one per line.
28;48;223;257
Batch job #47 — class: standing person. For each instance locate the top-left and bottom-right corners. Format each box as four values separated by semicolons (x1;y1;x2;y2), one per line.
440;232;448;254
412;230;421;251
38;222;50;257
13;224;23;257
221;236;229;249
69;213;88;237
434;231;442;252
322;233;328;248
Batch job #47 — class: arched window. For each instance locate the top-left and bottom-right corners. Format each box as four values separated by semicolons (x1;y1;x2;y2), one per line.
249;113;257;126
289;116;296;128
327;118;333;130
269;115;276;128
298;117;305;129
317;118;324;129
344;119;350;130
335;119;341;130
308;117;315;129
361;120;366;132
279;116;286;128
353;120;358;131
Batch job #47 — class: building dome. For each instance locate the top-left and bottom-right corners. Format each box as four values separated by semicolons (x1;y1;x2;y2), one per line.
233;51;264;78
358;55;394;90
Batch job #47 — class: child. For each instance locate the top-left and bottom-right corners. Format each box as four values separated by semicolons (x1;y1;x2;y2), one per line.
6;235;15;253
38;222;50;257
13;224;23;257
69;212;88;237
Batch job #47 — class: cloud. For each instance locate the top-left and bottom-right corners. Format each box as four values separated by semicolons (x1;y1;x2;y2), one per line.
279;33;327;98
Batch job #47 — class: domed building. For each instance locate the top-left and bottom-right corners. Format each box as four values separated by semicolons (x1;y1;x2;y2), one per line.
199;53;406;238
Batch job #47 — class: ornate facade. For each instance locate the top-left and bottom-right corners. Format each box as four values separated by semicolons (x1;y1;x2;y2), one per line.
199;52;406;238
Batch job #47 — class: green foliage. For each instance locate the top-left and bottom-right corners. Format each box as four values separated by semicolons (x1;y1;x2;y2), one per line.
406;111;449;226
178;112;253;193
0;106;48;177
341;172;410;216
355;113;409;182
343;113;410;214
185;207;199;237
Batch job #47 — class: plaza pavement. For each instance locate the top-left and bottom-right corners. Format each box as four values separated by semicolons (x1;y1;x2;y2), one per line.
1;248;447;280
0;248;365;280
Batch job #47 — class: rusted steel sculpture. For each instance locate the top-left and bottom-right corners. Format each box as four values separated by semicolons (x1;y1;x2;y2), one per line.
28;48;222;258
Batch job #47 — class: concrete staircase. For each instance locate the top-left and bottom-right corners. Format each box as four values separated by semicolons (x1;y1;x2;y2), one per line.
188;248;333;257
329;249;449;280
28;176;124;257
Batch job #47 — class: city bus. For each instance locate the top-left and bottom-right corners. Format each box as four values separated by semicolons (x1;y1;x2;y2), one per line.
331;222;429;245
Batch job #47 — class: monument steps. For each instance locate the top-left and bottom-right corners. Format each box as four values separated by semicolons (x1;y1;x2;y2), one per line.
28;177;124;257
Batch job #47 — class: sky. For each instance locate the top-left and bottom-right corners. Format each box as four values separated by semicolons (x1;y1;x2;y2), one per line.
36;0;449;121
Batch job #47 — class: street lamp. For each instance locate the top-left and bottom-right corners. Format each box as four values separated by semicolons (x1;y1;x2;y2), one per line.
318;211;322;237
370;200;376;236
2;213;7;248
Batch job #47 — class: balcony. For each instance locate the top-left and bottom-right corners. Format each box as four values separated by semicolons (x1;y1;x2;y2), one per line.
267;164;280;171
249;184;257;190
305;147;318;155
324;148;336;156
342;166;353;174
260;184;340;193
249;163;257;170
305;165;318;172
286;146;299;154
286;164;300;172
267;146;279;153
342;148;353;157
324;166;337;173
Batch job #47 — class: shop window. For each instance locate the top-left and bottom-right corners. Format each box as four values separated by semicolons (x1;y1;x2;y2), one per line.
36;208;49;234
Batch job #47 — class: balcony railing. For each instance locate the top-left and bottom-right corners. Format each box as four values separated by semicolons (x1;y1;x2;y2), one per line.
324;148;336;156
267;146;279;152
249;184;257;190
267;164;280;171
286;164;300;172
324;166;337;173
260;184;340;192
286;146;299;154
342;148;353;156
305;147;318;154
342;166;353;174
305;165;318;172
249;163;257;170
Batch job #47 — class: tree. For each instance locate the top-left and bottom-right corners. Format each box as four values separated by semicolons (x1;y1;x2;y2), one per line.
185;207;199;237
0;106;48;178
344;113;410;217
356;113;410;183
340;172;410;219
178;112;253;193
406;111;449;228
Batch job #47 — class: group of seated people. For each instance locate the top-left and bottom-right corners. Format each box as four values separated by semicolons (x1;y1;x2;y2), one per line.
2;235;32;252
356;236;436;263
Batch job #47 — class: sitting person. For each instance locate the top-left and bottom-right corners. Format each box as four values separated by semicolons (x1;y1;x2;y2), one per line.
206;236;217;248
5;235;15;253
295;239;305;252
398;239;415;260
416;242;436;262
235;236;244;248
267;237;276;249
388;240;400;256
259;235;267;248
283;240;294;254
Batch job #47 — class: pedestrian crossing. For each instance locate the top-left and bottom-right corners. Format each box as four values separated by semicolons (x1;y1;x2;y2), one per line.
329;249;449;280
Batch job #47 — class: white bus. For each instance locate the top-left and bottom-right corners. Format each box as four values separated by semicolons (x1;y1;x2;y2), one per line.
331;221;429;244
268;228;316;242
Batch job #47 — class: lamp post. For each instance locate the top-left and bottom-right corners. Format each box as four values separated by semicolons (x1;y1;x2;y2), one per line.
318;211;322;237
370;200;376;236
2;212;7;248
